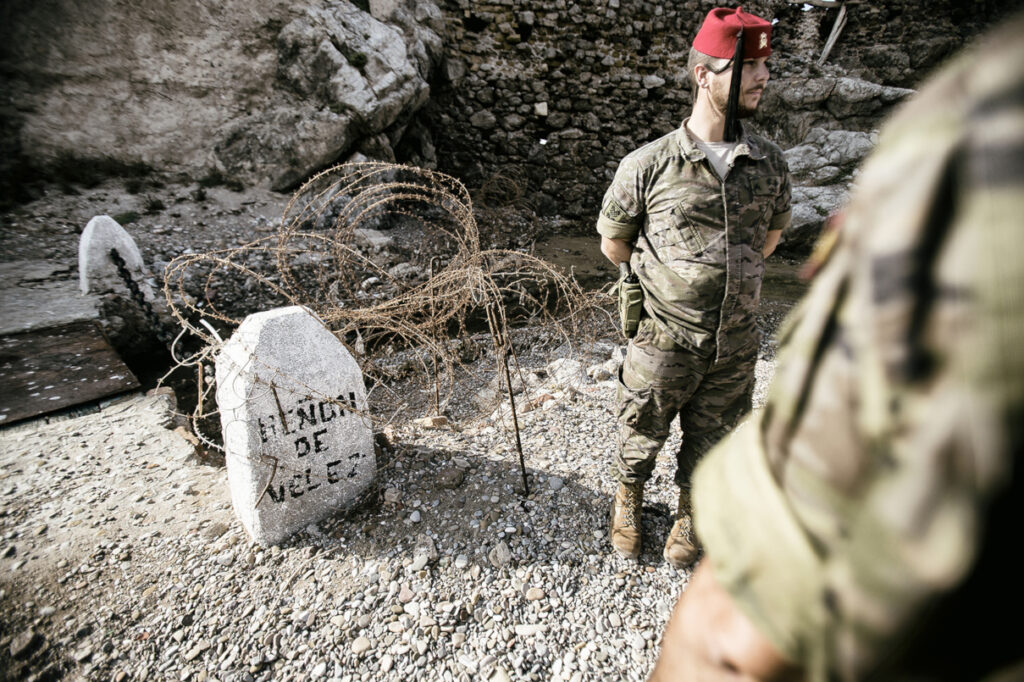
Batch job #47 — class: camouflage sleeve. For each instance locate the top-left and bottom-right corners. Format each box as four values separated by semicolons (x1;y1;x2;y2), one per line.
693;20;1024;681
596;157;643;241
770;158;791;232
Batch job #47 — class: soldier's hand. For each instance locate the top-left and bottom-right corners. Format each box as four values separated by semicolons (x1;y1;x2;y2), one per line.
648;560;803;682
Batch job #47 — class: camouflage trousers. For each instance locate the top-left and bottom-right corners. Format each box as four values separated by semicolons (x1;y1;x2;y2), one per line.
613;317;757;489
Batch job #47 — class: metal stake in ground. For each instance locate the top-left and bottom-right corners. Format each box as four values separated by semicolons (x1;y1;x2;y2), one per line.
485;304;529;496
430;256;442;416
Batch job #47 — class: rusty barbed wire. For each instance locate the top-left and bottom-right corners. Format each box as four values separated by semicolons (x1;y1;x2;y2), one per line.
161;162;609;460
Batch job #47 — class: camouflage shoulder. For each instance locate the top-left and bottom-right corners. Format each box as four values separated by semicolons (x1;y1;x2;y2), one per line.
747;132;788;168
619;128;687;173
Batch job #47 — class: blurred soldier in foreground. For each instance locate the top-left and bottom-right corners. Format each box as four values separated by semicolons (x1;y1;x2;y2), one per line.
597;6;791;568
650;13;1024;681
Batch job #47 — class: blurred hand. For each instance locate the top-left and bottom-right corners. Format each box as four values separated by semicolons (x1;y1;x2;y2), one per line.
648;560;804;682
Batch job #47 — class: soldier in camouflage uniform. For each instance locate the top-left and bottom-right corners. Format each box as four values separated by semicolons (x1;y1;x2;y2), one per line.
650;13;1024;681
598;7;791;567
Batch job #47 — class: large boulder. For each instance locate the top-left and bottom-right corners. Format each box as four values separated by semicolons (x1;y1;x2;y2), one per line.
782;185;848;254
785;128;877;186
776;76;912;116
826;77;914;119
0;0;442;190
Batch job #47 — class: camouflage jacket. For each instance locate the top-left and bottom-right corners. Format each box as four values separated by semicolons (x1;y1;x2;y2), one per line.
692;16;1024;681
596;120;791;358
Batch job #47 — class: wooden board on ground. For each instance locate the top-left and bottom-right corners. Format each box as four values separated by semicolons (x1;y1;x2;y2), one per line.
0;321;140;425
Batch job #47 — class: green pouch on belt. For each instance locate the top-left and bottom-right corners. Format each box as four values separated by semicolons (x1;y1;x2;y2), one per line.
615;262;643;339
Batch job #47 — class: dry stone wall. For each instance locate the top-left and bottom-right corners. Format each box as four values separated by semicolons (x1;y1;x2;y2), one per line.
772;0;1024;89
423;0;1019;244
427;0;735;219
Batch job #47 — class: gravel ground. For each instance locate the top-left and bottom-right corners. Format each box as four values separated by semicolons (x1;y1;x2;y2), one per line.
0;179;795;682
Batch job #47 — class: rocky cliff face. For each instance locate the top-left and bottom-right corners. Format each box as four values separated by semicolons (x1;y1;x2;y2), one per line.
0;0;443;194
2;0;1020;251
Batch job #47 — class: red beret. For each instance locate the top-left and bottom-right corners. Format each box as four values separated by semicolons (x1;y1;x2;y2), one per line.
692;6;773;60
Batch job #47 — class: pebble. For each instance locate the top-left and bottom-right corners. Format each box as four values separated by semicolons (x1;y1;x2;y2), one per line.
0;307;793;682
352;636;372;655
488;541;512;568
413;533;438;561
201;521;229;540
437;467;465;488
458;655;478;673
514;624;547;636
414;415;449;428
184;641;210;662
9;629;39;659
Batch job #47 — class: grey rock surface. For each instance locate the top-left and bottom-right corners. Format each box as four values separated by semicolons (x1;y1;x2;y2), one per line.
784;185;849;253
2;0;442;190
785;128;877;186
827;77;914;119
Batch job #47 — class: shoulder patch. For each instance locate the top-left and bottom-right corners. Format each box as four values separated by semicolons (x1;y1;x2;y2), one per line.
603;198;633;223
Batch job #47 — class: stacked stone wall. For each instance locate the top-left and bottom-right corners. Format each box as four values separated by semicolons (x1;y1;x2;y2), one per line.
425;0;772;221
423;0;1019;226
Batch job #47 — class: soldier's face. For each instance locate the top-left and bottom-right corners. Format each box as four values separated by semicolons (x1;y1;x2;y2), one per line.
709;57;770;118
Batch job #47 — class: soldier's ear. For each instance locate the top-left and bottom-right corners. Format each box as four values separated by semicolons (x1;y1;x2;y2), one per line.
693;64;711;90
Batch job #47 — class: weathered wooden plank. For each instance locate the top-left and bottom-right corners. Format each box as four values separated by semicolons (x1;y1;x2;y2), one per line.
0;261;100;335
0;321;139;425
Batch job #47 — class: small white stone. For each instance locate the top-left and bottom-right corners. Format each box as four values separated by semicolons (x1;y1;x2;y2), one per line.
514;624;547;636
352;636;372;655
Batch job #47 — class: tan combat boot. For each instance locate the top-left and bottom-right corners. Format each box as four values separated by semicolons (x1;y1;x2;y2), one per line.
609;481;644;559
663;487;701;569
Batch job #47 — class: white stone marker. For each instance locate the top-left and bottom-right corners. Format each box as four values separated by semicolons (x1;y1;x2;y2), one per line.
216;306;375;546
78;215;156;300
